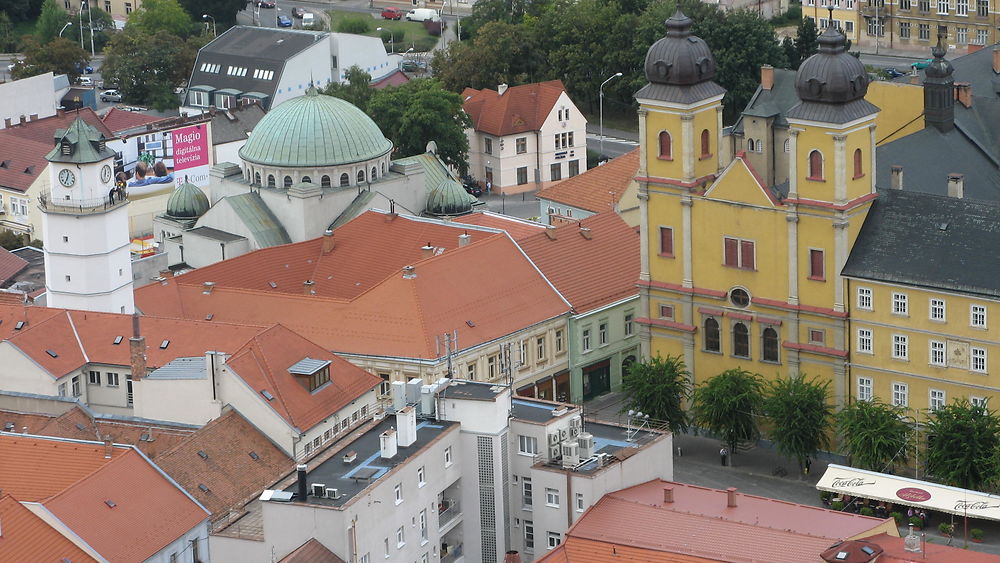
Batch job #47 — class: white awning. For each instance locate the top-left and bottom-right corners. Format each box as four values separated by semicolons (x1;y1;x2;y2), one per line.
817;464;1000;521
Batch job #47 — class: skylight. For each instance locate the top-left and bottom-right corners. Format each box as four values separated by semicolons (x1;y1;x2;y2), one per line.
197;450;209;459
261;389;275;401
113;335;123;345
14;321;24;330
46;349;58;358
249;451;260;460
160;339;170;349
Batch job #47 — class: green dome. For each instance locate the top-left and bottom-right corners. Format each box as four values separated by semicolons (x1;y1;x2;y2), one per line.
426;178;475;216
166;181;210;219
239;89;393;167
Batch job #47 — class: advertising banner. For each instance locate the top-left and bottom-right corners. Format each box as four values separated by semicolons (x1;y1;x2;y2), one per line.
172;124;211;188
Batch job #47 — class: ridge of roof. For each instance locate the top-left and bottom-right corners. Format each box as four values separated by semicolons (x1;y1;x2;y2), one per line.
536;149;639;212
463;80;568;136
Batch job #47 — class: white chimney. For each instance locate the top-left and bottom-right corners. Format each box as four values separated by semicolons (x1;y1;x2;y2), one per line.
380;429;398;459
458;232;471;247
396;406;417;448
391;380;406;411
498;83;509;96
947;173;964;199
890;165;903;190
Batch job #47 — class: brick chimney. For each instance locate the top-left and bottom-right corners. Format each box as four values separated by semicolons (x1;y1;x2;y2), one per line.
504;551;522;563
947;173;964;199
322;229;335;254
18;115;25;125
890;166;903;190
993;47;1000;73
726;487;738;508
579;226;593;240
129;313;147;381
760;65;774;90
4;118;11;128
103;435;113;459
663;486;674;504
955;83;972;108
545;225;557;240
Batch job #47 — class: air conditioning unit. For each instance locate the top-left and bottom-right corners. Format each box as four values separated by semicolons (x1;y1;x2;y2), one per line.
559;428;569;441
568;426;580;438
561;441;580;468
311;483;326;497
578;433;595;459
548;445;561;461
325;488;341;500
547;432;561;445
570;416;581;429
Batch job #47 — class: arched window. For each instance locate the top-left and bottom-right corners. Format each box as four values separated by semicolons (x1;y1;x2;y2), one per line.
658;131;672;159
321;175;331;188
371;167;377;180
747;139;756;152
704;318;721;352
357;170;365;183
381;162;386;174
700;129;711;158
340;173;350;187
733;322;750;358
302;176;311;184
254;172;261;185
267;174;276;188
762;327;779;362
809;150;824;180
783;138;791;153
283;176;292;188
853;148;863;178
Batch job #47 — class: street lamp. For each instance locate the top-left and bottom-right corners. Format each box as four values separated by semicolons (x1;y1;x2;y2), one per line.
59;22;73;37
377;26;393;53
275;7;281;28
599;72;623;159
203;14;216;36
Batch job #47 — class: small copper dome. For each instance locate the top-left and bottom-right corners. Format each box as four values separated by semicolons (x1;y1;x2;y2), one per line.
643;10;717;86
795;22;869;104
925;39;954;79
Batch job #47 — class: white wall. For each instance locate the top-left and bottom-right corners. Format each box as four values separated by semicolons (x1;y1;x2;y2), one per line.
133;375;222;425
0;73;59;128
330;33;396;83
214;141;246;168
274;40;334;107
145;520;210;563
0;341;58;396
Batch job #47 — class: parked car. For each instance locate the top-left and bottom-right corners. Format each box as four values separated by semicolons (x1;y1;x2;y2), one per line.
911;58;933;69
381;7;403;19
254;0;275;7
884;67;905;78
405;8;439;22
76;64;95;74
461;175;482;196
302;12;315;28
277;15;292;27
291;6;305;18
7;60;22;71
400;59;427;72
100;89;122;102
78;77;94;86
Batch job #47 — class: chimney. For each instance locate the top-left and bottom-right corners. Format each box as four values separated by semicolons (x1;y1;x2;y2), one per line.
993;47;1000;74
498;83;509;96
890;166;903;190
663;486;674;504
955;83;972;108
56;108;64;118
296;464;307;500
402;265;416;279
202;281;215;294
726;487;738;508
947;173;964;198
19;115;26;125
29;114;37;121
458;231;471;247
760;65;774;90
129;313;147;381
909;71;920;85
544;225;557;240
322;229;335;254
3;118;10;128
103;435;113;459
379;428;398;459
421;242;434;258
504;551;522;563
303;280;315;295
396;406;417;448
579;226;593;240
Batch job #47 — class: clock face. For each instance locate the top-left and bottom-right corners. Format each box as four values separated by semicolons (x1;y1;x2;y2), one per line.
58;169;75;188
101;164;113;184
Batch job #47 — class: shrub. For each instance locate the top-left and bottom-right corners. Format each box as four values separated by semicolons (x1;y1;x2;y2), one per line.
909;516;923;528
860;507;875;516
972;528;984;540
336;15;370;34
939;522;954;536
831;501;844;511
890;511;903;524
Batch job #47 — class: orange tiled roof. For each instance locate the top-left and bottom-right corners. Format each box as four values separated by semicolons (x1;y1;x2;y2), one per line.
0;433;125;502
279;538;345;562
452;211;547;240
519;212;639;314
0;247;28;283
462;80;567;136
864;533;1000;562
0;495;99;563
536;148;639;213
44;449;208;563
101;107;166;135
537;538;713;562
154;409;294;516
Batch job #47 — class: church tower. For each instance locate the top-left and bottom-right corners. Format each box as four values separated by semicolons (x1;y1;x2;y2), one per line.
42;117;134;314
923;37;955;132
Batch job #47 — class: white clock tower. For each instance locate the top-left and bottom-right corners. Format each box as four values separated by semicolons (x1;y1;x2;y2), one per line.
41;117;134;314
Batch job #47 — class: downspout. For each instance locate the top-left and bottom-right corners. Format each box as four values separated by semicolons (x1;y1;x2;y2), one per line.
535;129;542;192
565;468;573;529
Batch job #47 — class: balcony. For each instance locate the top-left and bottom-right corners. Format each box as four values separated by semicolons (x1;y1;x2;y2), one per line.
441;542;463;563
38;190;128;216
438;497;462;533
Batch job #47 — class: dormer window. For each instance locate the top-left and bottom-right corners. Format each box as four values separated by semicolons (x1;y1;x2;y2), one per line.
61;141;72;156
98;139;106;152
288;357;332;393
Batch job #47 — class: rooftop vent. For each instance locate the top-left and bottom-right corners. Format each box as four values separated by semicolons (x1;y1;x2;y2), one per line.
202;281;216;294
198;484;210;493
466;320;475;327
261;389;274;401
104;499;116;508
402;265;416;279
205;313;214;321
269;281;277;288
139;433;151;442
45;349;57;358
113;335;123;345
249;451;260;460
75;423;86;431
4;422;14;431
160;339;170;349
197;450;209;459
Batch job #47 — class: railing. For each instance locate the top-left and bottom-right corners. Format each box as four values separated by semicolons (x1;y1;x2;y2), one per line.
38;190;128;215
438;498;461;530
441;543;463;563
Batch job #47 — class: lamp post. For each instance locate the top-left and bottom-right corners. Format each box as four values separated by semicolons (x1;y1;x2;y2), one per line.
59;22;73;37
86;2;94;56
275;7;281;28
79;3;84;49
599;72;623;159
203;14;216;36
377;27;393;53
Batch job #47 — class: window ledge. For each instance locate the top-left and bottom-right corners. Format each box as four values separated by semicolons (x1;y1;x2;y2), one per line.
703;349;723;355
853;173;865;180
856;350;874;355
699;153;714;160
892;357;910;362
807;275;826;282
761;360;781;365
891;313;909;318
732;355;751;360
658;252;675;258
658;156;674;161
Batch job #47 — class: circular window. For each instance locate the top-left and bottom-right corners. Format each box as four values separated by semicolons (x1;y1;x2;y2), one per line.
729;287;751;308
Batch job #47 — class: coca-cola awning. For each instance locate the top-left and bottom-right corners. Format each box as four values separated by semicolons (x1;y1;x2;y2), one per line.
817;464;1000;521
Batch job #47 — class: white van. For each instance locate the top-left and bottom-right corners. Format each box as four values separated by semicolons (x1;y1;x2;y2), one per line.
302;12;315;28
405;8;439;22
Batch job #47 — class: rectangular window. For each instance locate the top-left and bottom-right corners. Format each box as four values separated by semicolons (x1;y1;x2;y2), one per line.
555;330;564;353
518;340;527;366
892;334;909;360
576;492;584;512
624;313;634;337
484;138;493;155
660;304;674;319
71;376;81;397
930;340;946;365
189;90;209;107
857;328;873;353
972;347;987;373
938;0;949;14
517;166;528;185
892;382;909;407
125;2;132;14
858;376;873;402
568;160;580;177
104;0;111;12
518;435;538;455
419;508;428;541
845;20;854;33
88;370;101;385
536;336;546;360
809;249;825;280
930;299;946;321
396;526;405;548
892;293;908;315
547;532;562;549
524;520;534;550
972;305;987;328
930;389;946;411
467;363;476;380
900;21;911;38
545;487;560;507
900;0;911;7
417;465;425;486
394;483;402;505
857;287;873;310
550;163;562;181
444;446;452;467
516;137;527;154
920;0;931;10
488;355;497;379
107;372;119;387
659;226;674;256
957;26;968;43
723;237;755;270
809;329;825;345
977;29;989;45
598;322;608;346
58;383;67;397
957;0;968;14
919;23;930;40
977;0;988;16
972;396;988;408
522;477;533;508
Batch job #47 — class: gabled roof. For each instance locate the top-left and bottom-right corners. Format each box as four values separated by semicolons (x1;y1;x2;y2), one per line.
0;246;29;284
210;102;267;145
519;213;639;314
863;532;1000;562
371;69;410;89
462;80;568;136
732;68;799;134
0;433;126;502
279;538;345;562
101;107;166;135
45;448;208;563
154;409;293;516
536;149;638;213
221;192;293;247
452;211;546;240
224;324;381;432
0;495;99;563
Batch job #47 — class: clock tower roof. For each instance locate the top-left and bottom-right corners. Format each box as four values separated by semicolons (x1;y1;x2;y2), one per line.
45;116;116;165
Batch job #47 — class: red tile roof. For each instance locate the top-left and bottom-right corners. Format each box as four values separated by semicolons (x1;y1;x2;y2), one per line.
371;69;410;89
0;495;99;563
44;449;208;563
0;433;126;502
863;533;1000;562
154;409;294;516
536;149;639;213
452;212;547;240
101;107;166;135
0;247;28;284
519;212;639;313
462;80;567;136
279;538;345;562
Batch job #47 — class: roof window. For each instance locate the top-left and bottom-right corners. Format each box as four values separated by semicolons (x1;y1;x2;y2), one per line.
14;321;24;330
160;339;170;349
104;499;116;508
46;349;58;358
261;389;274;401
198;484;210;492
197;450;209;459
249;451;260;460
113;335;123;345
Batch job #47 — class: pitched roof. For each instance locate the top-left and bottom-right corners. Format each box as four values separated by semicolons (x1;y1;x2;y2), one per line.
0;433;126;502
536;149;639;213
462;80;567;136
101;107;166;135
371;69;410;90
0;494;99;563
209;102;267;145
44;449;208;563
863;532;1000;562
519;213;639;314
0;247;29;284
279;538;345;562
224;324;382;431
154;409;293;516
452;211;547;240
843;189;1000;298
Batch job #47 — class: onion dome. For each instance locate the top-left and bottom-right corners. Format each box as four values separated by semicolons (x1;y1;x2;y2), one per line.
794;22;868;104
426;178;475;217
925;38;954;80
165;180;210;219
643;10;716;86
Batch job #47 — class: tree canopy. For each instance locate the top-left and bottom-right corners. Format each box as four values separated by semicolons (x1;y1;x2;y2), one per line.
925;399;1000;490
793;17;819;69
12;36;89;83
620;355;692;434
693;368;765;456
177;0;247;25
835;399;911;472
763;375;832;472
127;0;195;38
102;28;206;109
322;66;374;113
35;0;70;43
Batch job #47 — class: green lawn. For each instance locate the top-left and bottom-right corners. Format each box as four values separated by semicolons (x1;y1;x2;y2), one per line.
326;10;438;53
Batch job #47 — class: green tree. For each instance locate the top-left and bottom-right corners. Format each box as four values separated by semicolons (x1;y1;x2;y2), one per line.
336;14;370;34
178;0;247;25
0;11;17;52
693;368;765;456
365;78;472;171
763;375;832;473
322;65;373;112
835;399;911;472
35;0;70;43
127;0;195;38
620;355;692;434
4;0;43;23
102;28;206;109
0;229;31;251
13;36;89;82
925;399;1000;490
794;17;818;68
431;21;542;93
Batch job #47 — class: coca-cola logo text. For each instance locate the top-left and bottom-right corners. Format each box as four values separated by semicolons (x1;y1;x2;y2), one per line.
896;487;932;502
955;501;1000;511
831;477;875;488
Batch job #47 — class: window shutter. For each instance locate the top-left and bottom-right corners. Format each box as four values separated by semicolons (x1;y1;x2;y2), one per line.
660;227;673;256
740;240;755;270
724;237;738;267
810;249;824;278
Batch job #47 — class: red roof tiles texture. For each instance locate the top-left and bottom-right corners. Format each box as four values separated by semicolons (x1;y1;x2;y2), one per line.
0;247;29;284
0;495;99;563
0;433;125;502
101;107;166;135
536;148;639;213
462;80;567;136
452;212;547;241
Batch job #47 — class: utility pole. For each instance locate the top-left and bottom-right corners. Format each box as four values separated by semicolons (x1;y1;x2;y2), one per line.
442;330;457;378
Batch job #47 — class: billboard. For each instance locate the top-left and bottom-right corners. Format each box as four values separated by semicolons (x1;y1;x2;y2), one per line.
172;124;211;188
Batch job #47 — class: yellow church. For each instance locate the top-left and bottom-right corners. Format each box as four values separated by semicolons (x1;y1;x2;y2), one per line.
636;11;1000;417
